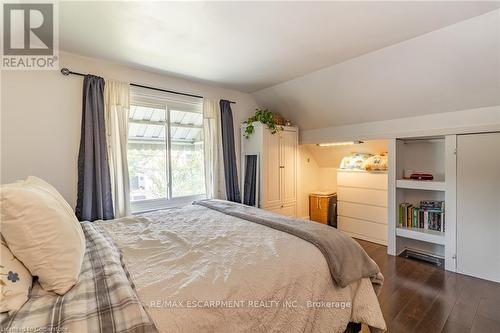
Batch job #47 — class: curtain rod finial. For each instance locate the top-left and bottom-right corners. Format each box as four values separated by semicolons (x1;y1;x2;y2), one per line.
61;68;70;76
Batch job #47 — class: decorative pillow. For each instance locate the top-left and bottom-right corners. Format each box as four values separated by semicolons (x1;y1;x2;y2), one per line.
0;177;86;295
362;153;388;171
0;239;32;314
339;153;373;170
23;176;81;225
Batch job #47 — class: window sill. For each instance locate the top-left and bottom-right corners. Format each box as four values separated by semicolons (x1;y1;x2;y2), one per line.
131;194;207;214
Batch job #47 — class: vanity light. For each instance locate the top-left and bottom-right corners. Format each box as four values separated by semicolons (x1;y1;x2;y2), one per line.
317;141;364;147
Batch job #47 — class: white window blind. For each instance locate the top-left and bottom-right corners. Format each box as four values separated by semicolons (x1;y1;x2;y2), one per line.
128;86;206;213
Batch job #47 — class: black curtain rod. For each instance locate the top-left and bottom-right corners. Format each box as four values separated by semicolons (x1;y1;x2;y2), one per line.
60;68;236;104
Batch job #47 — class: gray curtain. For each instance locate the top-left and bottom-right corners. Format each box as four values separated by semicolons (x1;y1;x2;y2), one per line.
243;155;257;206
75;75;114;221
220;100;241;203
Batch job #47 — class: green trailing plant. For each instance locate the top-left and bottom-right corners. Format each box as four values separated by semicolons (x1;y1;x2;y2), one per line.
243;108;283;138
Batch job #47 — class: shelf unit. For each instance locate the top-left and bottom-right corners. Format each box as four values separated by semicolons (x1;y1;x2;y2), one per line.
396;179;446;191
396;226;445;245
388;135;456;272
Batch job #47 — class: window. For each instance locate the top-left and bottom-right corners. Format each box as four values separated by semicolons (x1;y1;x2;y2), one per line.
127;88;205;212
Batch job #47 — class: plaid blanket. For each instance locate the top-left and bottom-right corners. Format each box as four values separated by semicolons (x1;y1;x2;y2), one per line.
0;222;158;333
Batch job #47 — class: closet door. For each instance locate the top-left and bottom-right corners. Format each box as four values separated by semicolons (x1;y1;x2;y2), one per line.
262;129;281;208
457;132;500;283
281;129;297;205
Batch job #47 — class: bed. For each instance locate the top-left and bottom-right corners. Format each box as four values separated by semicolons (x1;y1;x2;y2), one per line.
1;200;386;333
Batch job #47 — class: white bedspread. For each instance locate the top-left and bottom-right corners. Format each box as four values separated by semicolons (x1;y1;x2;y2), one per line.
96;205;386;333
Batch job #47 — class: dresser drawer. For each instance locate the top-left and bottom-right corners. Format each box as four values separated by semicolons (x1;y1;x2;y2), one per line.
337;171;387;190
337;186;387;207
338;216;387;245
338;201;387;224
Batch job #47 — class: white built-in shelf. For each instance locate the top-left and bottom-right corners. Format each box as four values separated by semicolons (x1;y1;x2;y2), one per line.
396;179;446;191
389;135;456;271
396;226;445;245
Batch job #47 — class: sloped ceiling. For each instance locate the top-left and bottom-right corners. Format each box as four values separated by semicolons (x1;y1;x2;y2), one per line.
253;10;500;131
59;1;499;92
306;140;389;168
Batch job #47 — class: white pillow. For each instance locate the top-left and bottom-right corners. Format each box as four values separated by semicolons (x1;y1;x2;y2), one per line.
0;177;86;295
0;239;32;314
23;176;81;224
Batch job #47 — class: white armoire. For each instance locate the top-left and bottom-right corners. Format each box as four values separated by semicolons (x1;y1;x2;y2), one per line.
241;122;298;217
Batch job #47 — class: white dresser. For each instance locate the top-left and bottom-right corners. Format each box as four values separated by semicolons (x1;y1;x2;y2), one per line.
337;170;388;245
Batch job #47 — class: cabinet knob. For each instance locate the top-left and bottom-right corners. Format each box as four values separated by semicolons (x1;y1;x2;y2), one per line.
279;166;285;168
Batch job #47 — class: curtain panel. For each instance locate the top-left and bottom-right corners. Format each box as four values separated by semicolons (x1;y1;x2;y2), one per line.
219;100;241;203
76;75;114;221
203;99;225;199
104;80;131;218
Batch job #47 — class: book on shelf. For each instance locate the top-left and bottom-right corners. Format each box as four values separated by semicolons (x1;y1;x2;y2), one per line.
413;208;418;228
398;200;445;232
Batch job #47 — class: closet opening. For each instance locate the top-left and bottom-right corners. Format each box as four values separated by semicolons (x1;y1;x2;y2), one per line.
298;140;389;245
392;137;447;266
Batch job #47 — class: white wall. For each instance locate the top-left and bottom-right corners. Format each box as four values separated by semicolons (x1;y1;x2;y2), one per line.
1;52;258;207
297;145;320;218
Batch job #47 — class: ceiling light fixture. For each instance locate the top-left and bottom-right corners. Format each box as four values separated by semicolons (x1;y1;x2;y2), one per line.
317;140;364;147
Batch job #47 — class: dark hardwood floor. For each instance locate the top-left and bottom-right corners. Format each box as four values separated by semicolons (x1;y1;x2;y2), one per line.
355;239;500;333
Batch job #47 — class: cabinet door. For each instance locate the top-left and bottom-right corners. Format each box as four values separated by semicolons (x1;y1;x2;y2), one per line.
279;203;296;217
262;129;281;208
457;132;500;283
309;196;320;221
268;203;296;217
309;196;330;224
280;129;297;205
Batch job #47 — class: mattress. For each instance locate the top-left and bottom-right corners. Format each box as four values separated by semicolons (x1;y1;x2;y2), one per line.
96;204;386;333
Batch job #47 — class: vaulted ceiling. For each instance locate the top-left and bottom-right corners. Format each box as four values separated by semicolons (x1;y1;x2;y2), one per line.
253;9;500;130
60;1;499;93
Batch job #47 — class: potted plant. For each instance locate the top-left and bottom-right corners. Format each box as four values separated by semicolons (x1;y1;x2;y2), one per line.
243;108;284;138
